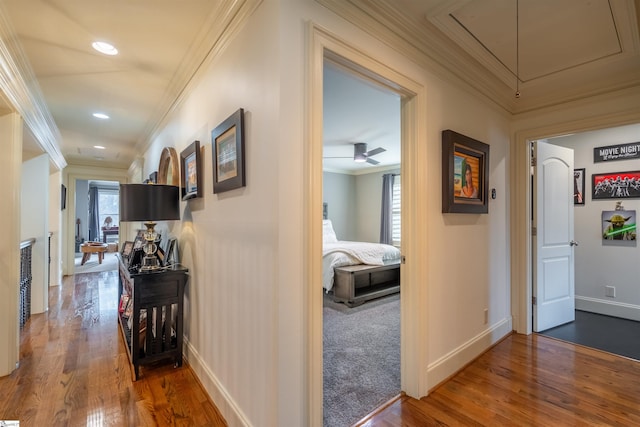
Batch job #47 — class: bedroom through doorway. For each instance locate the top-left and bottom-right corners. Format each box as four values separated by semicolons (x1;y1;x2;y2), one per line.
321;58;402;426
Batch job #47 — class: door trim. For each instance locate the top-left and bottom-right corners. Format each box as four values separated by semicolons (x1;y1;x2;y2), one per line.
306;23;429;425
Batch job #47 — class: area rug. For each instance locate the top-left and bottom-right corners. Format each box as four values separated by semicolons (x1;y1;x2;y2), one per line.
323;293;400;427
74;251;119;274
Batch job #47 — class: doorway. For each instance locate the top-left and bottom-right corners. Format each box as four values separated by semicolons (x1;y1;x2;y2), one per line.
514;121;640;336
307;24;429;426
531;124;640;357
321;59;402;426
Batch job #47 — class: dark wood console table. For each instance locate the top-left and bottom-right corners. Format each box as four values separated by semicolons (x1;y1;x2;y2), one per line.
117;254;188;380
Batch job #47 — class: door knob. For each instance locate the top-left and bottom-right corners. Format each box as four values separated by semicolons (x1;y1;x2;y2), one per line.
570;240;579;246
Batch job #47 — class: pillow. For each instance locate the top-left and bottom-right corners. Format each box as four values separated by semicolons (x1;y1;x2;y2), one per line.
323;220;338;243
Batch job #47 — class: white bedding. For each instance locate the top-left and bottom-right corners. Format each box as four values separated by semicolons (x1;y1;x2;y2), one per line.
322;240;401;292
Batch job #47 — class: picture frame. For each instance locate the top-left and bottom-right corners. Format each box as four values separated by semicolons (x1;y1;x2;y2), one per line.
180;140;202;200
212;108;245;194
121;241;134;259
592;170;640;200
574;168;585;205
166;237;178;266
442;129;489;214
133;229;146;250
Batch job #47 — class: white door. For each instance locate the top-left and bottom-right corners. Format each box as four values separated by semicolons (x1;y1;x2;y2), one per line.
533;141;576;332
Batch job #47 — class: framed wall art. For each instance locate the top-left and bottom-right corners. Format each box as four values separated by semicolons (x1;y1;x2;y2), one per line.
180;140;202;200
211;108;245;194
592;170;640;199
574;168;585;205
442;129;489;214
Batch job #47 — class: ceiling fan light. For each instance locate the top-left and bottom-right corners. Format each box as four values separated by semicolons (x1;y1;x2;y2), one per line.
354;142;367;162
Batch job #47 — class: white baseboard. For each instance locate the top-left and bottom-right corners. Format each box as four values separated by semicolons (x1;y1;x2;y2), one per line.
575;296;640;322
426;317;512;391
183;338;251;427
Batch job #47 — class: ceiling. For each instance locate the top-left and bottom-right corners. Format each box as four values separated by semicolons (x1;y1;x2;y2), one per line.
1;0;639;172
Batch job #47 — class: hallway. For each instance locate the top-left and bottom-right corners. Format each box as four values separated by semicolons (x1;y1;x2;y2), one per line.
0;271;225;426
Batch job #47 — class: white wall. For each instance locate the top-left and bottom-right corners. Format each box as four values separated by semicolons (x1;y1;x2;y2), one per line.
48;171;62;286
21;154;50;314
551;123;640;320
0;112;22;376
138;0;513;425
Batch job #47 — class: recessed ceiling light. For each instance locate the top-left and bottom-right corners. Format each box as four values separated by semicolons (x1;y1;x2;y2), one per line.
92;41;118;56
92;112;110;119
94;145;106;150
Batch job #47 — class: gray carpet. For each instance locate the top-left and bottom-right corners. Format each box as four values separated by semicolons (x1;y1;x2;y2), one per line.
323;293;400;427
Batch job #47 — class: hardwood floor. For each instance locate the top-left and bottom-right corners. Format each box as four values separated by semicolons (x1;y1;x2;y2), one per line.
5;271;640;426
0;271;226;427
359;333;640;426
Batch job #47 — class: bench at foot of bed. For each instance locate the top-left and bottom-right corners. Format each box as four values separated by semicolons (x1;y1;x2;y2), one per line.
333;261;400;307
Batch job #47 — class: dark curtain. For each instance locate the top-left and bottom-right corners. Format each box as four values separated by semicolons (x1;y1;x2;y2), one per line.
379;173;394;244
88;186;100;241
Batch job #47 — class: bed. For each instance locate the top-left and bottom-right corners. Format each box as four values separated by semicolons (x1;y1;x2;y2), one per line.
322;220;401;304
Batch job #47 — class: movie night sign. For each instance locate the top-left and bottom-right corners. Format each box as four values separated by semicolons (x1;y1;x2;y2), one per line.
594;142;640;163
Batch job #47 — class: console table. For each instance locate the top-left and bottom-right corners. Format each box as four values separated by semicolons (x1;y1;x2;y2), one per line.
117;254;188;380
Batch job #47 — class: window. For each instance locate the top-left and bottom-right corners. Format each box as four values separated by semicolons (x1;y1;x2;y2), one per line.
98;188;119;227
392;175;401;246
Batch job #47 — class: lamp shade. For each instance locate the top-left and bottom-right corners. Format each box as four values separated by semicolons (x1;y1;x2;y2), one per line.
120;184;180;222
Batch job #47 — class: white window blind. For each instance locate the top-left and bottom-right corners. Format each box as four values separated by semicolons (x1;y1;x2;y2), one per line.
392;175;401;246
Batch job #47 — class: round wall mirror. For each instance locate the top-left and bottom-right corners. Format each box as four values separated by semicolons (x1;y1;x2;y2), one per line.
158;147;179;186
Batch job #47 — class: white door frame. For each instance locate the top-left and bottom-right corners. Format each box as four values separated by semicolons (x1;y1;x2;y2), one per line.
306;23;429;425
511;113;640;335
63;166;130;275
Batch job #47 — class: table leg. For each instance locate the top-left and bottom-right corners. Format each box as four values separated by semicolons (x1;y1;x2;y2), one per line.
98;252;104;264
81;252;91;265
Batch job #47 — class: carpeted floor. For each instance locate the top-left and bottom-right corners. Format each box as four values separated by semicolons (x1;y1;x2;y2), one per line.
540;310;640;361
323;293;400;427
74;251;119;274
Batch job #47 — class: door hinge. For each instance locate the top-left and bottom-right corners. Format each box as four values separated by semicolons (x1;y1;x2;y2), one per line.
532;226;537;236
531;157;537;167
532;296;537;305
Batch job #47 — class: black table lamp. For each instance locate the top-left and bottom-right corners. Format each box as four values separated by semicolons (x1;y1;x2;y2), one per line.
120;183;180;271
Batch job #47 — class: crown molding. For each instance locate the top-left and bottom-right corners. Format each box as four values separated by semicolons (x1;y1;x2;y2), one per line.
0;2;66;170
139;0;263;155
316;0;640;116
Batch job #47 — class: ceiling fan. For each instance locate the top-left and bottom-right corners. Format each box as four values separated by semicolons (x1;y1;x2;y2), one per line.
324;142;386;165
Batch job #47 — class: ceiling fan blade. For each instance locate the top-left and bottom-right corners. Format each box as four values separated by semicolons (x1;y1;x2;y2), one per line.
366;157;380;165
366;147;386;157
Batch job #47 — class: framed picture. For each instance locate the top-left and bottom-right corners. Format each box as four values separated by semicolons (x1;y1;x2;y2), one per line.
212;108;245;194
574;168;585;205
602;210;636;241
180;140;202;200
442;129;489;214
121;241;134;258
133;229;146;250
166;237;178;265
592;170;640;200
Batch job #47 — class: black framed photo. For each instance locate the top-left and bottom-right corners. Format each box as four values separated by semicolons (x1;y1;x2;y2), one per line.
133;229;146;250
181;140;202;200
442;129;489;214
166;237;178;265
592;170;640;199
212;108;245;194
121;241;134;258
574;168;585;205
